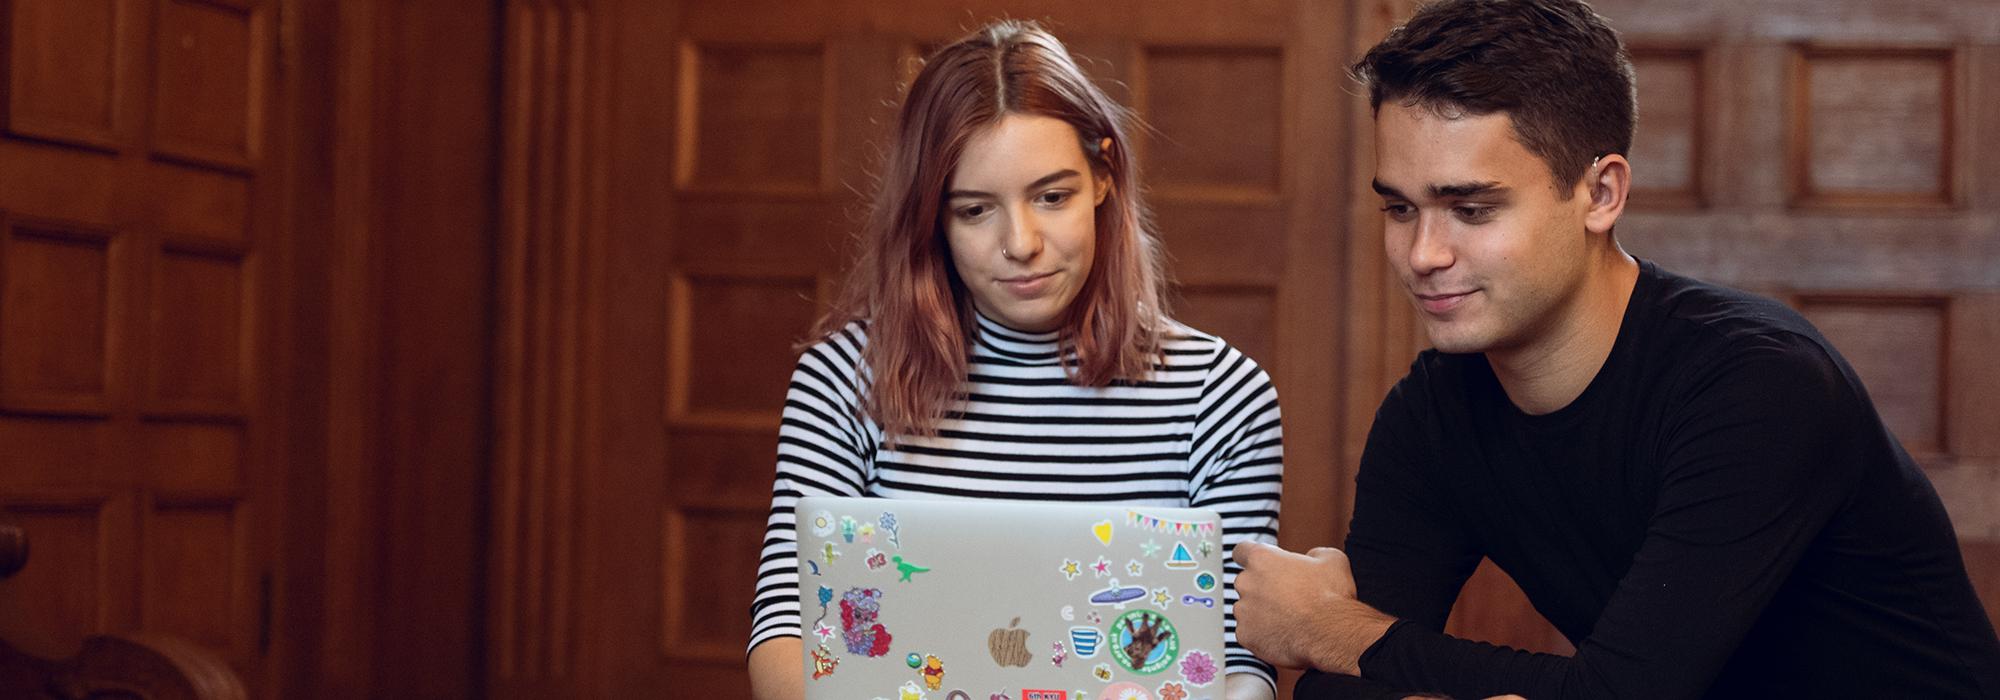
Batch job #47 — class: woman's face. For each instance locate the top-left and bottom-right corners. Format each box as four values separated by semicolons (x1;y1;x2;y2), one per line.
943;114;1109;333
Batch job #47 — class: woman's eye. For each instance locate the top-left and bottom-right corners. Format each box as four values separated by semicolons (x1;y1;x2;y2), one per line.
1036;191;1073;207
956;204;992;220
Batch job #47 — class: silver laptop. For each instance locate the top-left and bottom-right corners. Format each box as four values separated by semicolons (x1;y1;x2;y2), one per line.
796;496;1228;700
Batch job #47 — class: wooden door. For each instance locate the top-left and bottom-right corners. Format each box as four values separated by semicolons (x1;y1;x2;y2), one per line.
0;0;283;694
1343;0;2000;659
490;0;1355;696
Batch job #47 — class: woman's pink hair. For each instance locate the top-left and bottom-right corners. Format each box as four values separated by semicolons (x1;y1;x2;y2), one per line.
812;19;1169;437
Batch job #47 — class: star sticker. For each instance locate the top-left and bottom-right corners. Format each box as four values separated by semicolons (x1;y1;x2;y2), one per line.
1059;559;1082;580
1139;539;1162;558
1126;559;1144;577
813;621;835;641
1092;556;1113;578
1151;587;1172;609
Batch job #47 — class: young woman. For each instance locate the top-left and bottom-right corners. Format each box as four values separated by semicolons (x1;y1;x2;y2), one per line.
746;20;1284;700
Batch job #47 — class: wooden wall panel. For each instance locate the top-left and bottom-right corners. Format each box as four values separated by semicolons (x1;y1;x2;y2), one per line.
1790;47;1957;207
677;43;827;193
4;0;133;150
144;423;242;494
152;164;251;241
150;0;264;170
667;272;821;426
1141;47;1284;199
0;221;118;413
148;246;247;415
1628;47;1706;207
140;502;241;653
0;420;110;490
0;502;112;657
661;506;765;663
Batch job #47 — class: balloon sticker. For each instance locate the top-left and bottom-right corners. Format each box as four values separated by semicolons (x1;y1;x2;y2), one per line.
1108;610;1178;675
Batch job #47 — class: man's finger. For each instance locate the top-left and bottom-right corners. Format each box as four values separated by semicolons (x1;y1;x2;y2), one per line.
1307;546;1351;568
1233;540;1271;567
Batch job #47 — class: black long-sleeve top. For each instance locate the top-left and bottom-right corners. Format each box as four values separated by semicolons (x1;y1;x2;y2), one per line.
1300;261;2000;698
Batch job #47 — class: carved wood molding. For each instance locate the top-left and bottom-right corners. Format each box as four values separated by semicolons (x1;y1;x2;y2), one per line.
490;0;600;684
0;522;24;580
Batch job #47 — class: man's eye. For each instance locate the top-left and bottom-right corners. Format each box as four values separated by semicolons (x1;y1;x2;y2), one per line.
1454;205;1495;222
1379;203;1415;220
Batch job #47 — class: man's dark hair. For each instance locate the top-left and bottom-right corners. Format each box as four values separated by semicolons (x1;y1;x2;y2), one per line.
1352;0;1636;194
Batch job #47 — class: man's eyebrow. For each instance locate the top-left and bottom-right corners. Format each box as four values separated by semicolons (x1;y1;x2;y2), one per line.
1430;181;1506;198
946;169;1082;200
1370;179;1405;198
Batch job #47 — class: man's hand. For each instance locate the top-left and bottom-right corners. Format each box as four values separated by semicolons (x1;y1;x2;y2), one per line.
1233;541;1397;676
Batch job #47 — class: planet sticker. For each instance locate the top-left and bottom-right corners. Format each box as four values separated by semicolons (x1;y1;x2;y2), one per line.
1193;571;1217;592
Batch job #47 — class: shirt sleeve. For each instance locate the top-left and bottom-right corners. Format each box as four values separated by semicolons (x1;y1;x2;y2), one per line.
1298;370;1484;698
746;325;876;654
1354;335;1869;699
1192;343;1285;689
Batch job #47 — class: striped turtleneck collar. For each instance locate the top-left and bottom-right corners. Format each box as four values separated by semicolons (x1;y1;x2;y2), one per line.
971;310;1069;364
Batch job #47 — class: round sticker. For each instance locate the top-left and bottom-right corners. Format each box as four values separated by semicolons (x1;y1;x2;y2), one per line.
810;509;836;537
1099;681;1155;700
1193;571;1217;592
1107;610;1179;675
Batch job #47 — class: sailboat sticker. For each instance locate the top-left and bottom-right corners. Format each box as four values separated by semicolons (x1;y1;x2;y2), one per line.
1165;542;1199;570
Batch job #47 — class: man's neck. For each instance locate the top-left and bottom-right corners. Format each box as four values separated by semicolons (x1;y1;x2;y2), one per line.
1487;250;1640;416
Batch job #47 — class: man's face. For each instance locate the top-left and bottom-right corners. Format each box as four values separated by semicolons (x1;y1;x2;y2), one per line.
1373;102;1596;355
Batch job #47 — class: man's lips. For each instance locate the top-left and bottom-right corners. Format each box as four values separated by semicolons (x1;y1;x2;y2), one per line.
1414;289;1475;314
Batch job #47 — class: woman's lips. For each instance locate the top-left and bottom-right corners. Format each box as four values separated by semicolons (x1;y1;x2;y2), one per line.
999;271;1057;297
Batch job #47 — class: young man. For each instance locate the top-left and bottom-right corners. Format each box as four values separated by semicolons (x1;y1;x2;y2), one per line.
1233;0;2000;697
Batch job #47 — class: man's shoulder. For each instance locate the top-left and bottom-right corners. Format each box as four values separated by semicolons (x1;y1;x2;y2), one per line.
1643;263;1820;352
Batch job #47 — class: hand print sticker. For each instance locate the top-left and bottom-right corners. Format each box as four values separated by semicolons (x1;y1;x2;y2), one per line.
1107;609;1179;675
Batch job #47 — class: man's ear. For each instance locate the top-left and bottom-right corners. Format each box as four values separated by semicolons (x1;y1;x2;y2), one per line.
1582;153;1630;236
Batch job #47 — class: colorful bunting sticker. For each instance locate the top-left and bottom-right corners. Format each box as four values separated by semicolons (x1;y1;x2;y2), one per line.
1126;511;1216;537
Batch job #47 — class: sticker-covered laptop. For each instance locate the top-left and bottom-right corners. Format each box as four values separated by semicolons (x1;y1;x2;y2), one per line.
796;495;1228;700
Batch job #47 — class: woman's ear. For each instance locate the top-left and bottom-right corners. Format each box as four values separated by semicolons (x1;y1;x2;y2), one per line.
1093;136;1115;206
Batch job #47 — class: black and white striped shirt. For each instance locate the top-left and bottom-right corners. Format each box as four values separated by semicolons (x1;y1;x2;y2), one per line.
750;312;1285;686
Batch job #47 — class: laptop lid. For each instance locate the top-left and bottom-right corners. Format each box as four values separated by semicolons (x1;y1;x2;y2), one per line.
796;496;1228;700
